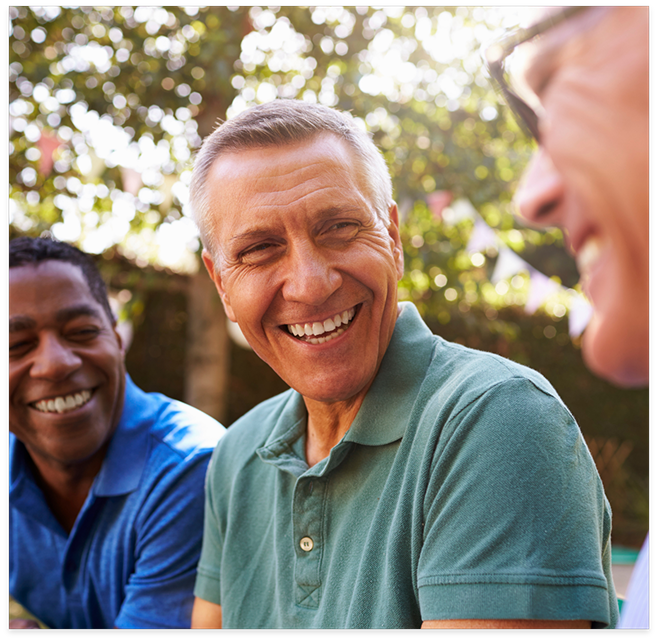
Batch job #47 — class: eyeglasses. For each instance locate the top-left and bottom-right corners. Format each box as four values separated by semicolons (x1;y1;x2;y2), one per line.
483;6;588;142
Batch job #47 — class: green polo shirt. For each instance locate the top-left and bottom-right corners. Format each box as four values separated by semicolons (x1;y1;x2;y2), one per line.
195;302;617;628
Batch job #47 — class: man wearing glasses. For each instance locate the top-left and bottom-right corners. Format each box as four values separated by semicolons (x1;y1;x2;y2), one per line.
485;6;649;628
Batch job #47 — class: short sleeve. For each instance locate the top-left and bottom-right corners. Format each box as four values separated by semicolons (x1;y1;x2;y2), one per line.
417;377;618;628
114;452;212;629
193;445;225;605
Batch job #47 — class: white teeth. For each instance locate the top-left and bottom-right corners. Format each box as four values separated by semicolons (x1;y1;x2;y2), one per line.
576;237;603;275
287;307;357;344
32;389;92;414
308;328;345;345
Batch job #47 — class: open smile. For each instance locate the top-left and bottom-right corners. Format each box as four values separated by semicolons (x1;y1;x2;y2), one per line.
285;306;357;345
575;235;604;277
30;389;94;414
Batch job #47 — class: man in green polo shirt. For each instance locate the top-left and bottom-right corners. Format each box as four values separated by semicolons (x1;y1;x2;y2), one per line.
187;100;618;629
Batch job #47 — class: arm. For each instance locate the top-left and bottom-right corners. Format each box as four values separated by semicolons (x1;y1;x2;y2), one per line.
191;598;222;628
417;377;616;627
422;619;590;629
114;453;214;629
9;619;41;629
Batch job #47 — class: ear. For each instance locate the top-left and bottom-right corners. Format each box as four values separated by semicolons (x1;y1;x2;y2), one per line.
112;324;125;353
202;249;237;322
387;202;405;280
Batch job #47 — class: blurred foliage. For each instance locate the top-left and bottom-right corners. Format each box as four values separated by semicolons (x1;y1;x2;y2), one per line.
10;6;545;270
8;6;648;543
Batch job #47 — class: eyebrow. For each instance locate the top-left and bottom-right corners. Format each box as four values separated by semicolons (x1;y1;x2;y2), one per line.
9;304;104;333
9;316;35;333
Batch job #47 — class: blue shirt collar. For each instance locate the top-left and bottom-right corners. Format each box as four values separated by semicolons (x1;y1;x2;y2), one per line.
92;374;153;497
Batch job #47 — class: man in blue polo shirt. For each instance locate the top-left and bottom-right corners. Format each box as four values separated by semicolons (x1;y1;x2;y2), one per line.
187;100;618;629
9;236;225;629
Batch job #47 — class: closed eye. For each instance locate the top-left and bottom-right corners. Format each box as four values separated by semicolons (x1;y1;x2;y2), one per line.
323;221;360;241
243;242;275;254
68;327;101;341
239;241;282;265
9;339;34;356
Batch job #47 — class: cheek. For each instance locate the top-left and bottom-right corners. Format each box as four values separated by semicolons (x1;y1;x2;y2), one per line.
224;274;274;332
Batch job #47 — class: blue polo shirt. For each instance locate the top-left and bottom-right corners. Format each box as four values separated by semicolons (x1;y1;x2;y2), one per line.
10;374;225;629
195;302;618;628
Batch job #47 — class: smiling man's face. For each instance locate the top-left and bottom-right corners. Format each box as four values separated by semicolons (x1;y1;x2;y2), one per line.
513;7;649;386
202;133;404;406
9;260;126;470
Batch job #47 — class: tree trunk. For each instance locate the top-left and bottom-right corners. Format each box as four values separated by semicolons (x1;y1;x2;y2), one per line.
185;268;230;424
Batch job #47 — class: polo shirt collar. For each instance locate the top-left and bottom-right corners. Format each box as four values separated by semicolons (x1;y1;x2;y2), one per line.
258;302;434;464
343;302;434;446
9;434;63;532
92;373;152;497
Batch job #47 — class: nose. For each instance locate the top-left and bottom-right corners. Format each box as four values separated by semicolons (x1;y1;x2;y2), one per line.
280;242;342;306
30;333;82;381
514;148;565;227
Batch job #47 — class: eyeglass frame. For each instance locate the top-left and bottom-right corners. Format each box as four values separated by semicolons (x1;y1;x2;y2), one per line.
483;6;588;142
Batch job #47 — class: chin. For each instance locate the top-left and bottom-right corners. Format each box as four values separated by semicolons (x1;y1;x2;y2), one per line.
293;371;375;405
582;317;649;388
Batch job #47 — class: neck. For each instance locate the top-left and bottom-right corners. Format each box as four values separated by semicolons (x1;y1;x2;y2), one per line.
26;446;108;534
303;392;367;468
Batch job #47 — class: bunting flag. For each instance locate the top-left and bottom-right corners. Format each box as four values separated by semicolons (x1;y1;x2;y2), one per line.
37;131;61;176
490;246;529;283
426;196;594;337
568;292;594;338
465;217;499;255
525;270;561;315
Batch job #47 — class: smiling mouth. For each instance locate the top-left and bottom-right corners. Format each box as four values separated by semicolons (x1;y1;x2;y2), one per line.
575;236;603;276
30;389;94;414
286;306;357;345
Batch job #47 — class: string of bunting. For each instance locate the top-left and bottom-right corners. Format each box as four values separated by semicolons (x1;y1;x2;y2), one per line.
427;192;593;339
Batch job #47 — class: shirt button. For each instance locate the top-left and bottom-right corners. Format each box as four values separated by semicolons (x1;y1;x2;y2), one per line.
299;536;314;552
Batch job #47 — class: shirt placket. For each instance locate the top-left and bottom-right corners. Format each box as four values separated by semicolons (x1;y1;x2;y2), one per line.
292;475;326;609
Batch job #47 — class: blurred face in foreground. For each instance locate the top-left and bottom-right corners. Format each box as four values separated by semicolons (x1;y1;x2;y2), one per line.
513;7;649;387
202;134;404;406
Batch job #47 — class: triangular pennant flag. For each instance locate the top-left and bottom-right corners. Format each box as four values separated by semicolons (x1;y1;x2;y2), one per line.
491;246;529;283
37;131;61;177
466;217;500;254
442;197;477;225
525;270;561;315
121;167;142;196
427;190;452;220
568;292;593;338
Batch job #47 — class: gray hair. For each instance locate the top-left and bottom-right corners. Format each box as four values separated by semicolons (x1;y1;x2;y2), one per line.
189;100;393;259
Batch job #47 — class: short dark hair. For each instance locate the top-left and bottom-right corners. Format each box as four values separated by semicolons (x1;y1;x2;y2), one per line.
9;235;115;324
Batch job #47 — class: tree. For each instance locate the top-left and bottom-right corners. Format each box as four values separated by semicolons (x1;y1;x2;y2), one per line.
9;6;647;543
